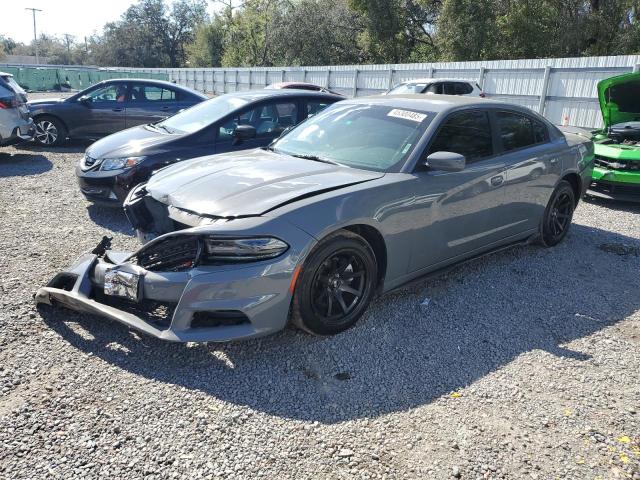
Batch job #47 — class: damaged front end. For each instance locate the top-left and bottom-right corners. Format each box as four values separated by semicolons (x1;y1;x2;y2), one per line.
35;224;308;342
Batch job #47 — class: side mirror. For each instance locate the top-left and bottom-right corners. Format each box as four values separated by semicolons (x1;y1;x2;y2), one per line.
232;124;256;144
78;95;92;105
424;151;466;172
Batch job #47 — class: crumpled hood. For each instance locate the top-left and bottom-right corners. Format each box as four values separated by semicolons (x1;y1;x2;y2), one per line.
86;125;176;158
597;72;640;129
146;149;384;217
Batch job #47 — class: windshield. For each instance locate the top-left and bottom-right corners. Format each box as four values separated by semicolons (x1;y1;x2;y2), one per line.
272;103;432;172
387;83;428;95
157;95;249;134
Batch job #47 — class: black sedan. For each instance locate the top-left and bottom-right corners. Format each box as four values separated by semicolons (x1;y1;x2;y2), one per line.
76;89;342;206
28;79;207;146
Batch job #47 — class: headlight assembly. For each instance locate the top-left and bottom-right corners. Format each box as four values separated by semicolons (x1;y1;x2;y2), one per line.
100;156;145;171
203;237;289;262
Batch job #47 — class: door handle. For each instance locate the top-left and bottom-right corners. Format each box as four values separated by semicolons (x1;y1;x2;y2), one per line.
490;175;504;187
112;108;123;112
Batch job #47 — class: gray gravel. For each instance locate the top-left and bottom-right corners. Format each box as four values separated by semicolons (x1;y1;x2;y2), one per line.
1;141;639;480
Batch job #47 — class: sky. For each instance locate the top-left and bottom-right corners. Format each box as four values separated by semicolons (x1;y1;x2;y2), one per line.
2;0;218;45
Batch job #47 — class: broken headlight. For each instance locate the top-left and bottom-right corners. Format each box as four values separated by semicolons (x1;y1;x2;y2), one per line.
100;156;146;171
203;237;288;262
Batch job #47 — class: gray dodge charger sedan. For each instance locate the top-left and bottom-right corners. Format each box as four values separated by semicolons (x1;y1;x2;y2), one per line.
36;95;594;342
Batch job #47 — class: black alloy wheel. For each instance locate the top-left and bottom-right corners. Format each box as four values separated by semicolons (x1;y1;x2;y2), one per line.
540;180;575;246
291;230;377;336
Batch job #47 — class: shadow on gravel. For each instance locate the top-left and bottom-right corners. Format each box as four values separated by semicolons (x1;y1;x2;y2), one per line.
0;152;52;176
86;204;135;236
11;139;92;155
584;195;640;214
39;223;640;424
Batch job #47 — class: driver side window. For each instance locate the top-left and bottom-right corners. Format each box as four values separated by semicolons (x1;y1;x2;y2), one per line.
425;110;493;163
86;84;128;103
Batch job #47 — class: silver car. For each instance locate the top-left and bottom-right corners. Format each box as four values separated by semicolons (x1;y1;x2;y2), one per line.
0;72;34;147
36;95;594;342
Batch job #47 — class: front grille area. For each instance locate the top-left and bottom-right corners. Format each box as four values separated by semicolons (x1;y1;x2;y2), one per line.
595;155;640;171
590;180;640;198
133;235;202;272
191;311;250;329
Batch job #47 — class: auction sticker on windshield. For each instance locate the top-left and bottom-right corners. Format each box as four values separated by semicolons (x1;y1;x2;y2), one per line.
387;109;427;123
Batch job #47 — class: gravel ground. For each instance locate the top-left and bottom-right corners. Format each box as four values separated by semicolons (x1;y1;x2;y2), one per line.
0;140;639;480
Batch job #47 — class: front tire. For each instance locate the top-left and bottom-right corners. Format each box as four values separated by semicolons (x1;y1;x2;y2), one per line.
291;230;377;336
34;116;66;146
540;180;575;247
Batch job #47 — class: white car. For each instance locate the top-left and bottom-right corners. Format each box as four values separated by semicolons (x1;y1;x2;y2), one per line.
0;72;34;147
386;78;485;97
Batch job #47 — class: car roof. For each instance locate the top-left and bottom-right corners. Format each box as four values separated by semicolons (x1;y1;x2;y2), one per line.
344;94;506;113
398;78;477;85
98;78;207;98
221;89;343;101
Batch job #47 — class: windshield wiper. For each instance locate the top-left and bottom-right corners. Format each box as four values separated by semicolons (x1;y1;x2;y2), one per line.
155;124;173;134
289;153;341;165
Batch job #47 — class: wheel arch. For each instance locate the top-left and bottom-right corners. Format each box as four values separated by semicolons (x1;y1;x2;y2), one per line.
561;172;582;206
33;113;69;135
340;224;388;292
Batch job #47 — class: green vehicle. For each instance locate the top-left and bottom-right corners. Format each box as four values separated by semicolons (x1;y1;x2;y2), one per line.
588;72;640;202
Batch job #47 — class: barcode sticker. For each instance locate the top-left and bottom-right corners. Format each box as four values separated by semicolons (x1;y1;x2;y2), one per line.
387;109;427;123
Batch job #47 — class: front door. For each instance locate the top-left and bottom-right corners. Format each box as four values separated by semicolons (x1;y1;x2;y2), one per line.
409;109;508;271
72;83;128;137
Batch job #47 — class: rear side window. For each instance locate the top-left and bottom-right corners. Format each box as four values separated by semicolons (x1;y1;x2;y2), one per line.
497;111;548;152
426;110;493;161
425;83;443;94
130;84;177;102
444;82;473;95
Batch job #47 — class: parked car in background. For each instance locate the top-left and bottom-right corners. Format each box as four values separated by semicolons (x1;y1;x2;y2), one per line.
266;81;343;96
76;89;342;205
386;78;485;97
587;72;640;202
0;71;34;147
38;95;593;343
28;79;207;146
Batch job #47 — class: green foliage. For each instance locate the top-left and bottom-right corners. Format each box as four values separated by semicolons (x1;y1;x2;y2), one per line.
2;0;640;68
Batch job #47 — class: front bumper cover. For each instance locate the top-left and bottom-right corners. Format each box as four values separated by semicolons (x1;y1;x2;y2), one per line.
35;248;298;343
588;166;640;202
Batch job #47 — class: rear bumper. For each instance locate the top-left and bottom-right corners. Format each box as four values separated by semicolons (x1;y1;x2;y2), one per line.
35;250;297;343
0;118;34;146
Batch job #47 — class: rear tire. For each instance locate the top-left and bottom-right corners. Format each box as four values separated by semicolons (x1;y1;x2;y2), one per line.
291;230;377;336
539;180;575;247
34;116;66;146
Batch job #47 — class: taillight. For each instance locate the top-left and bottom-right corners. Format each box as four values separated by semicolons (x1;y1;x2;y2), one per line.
479;92;486;98
0;96;18;109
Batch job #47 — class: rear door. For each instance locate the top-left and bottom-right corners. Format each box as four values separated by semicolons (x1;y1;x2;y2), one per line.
497;110;562;232
72;83;128;137
409;109;508;270
214;99;301;153
125;83;184;127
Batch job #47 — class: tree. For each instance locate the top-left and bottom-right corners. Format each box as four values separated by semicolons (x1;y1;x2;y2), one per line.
186;16;226;66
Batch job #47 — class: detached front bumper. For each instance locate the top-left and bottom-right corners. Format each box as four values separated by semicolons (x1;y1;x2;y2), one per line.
35;248;298;343
588;166;640;202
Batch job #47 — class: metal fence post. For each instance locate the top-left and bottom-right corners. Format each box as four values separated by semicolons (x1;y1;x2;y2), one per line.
248;70;252;89
478;67;486;90
388;68;395;90
428;67;434;78
352;69;359;97
303;68;307;83
325;68;331;88
538;66;552;116
235;69;240;91
281;70;285;82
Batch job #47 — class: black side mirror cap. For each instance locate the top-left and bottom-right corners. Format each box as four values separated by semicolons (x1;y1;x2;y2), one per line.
233;124;257;144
